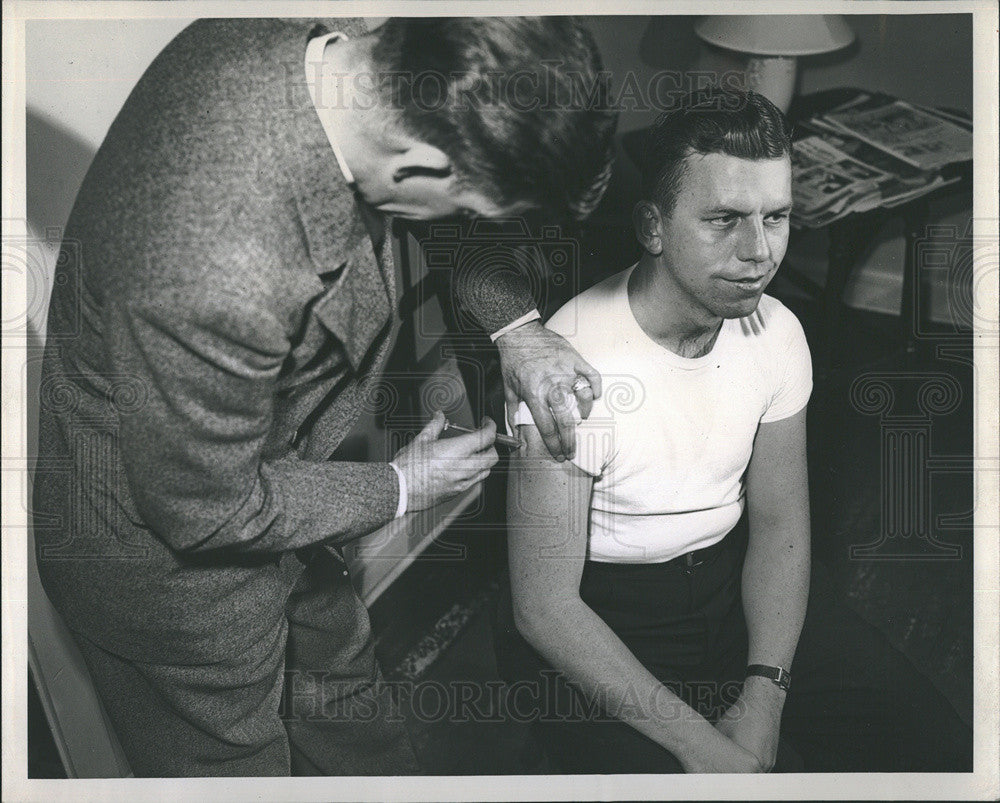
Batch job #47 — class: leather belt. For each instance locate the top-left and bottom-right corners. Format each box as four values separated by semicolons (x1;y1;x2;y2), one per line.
665;535;731;571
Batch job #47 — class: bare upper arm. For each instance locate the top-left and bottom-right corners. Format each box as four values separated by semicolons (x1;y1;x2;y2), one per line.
746;408;809;530
506;425;595;619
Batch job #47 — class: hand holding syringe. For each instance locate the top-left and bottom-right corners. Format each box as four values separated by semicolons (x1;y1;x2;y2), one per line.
443;419;523;449
390;412;516;513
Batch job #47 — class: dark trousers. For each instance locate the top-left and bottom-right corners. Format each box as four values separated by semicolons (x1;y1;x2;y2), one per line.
73;547;419;777
495;518;972;773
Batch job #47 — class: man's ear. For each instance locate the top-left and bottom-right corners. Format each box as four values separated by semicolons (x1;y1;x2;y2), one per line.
388;142;454;183
632;201;664;256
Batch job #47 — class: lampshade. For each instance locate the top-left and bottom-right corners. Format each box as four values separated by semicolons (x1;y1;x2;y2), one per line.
694;15;855;57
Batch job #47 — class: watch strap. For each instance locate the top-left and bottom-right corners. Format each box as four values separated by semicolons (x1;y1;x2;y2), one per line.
746;663;791;692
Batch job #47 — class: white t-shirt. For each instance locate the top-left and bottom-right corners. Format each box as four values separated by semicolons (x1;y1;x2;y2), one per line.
512;265;812;564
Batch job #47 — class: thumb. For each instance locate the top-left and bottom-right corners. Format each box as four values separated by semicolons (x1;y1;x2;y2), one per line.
418;409;446;441
503;383;519;435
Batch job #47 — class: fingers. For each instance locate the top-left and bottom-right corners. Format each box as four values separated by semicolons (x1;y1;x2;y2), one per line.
417;409;446;441
527;382;582;462
573;378;596;420
545;385;578;460
460;467;493;491
478;416;498;449
525;396;565;461
577;359;602;400
503;382;519;435
505;400;519;435
468;433;500;471
449;448;498;476
451;446;497;492
444;416;497;453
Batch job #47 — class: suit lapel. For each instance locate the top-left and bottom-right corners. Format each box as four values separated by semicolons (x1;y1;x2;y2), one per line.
291;86;394;373
285;22;399;460
306;202;394;373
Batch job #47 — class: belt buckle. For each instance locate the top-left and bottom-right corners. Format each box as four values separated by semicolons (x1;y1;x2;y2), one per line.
682;551;705;572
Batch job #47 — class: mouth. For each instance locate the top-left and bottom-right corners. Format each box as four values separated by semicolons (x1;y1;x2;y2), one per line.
724;274;769;293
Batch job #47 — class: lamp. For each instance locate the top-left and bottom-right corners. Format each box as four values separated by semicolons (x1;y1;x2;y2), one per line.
694;15;855;112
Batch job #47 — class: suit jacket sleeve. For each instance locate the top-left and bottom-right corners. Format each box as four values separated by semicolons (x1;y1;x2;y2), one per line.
452;256;537;335
106;282;399;555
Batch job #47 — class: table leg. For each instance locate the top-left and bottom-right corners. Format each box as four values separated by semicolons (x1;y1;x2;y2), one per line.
900;197;931;364
821;219;858;378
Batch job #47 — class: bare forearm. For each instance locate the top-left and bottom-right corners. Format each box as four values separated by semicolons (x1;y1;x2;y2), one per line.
724;411;812;767
741;514;810;670
516;595;716;759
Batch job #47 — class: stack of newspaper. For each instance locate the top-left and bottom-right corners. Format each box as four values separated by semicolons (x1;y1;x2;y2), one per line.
791;94;972;229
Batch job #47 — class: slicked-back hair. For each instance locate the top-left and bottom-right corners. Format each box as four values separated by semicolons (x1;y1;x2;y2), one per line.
371;17;618;221
642;87;792;216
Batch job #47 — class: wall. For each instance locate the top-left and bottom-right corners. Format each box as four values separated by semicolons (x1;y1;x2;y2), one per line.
584;14;973;134
582;14;973;324
25;19;193;237
800;14;972;112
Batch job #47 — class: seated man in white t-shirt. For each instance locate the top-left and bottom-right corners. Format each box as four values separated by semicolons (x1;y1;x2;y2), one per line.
501;87;971;774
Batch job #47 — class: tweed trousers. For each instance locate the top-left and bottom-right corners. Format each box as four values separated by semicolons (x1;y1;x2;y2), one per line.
71;546;419;777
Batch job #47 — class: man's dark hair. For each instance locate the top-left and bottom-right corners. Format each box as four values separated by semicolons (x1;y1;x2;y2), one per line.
642;87;792;216
371;17;618;221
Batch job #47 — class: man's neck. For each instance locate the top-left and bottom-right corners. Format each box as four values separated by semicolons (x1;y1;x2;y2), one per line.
628;255;723;358
318;36;388;202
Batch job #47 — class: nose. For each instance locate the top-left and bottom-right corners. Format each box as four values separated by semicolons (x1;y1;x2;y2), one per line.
737;217;770;264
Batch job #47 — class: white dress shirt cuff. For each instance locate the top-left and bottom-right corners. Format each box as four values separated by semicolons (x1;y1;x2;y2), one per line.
388;461;408;518
489;309;542;342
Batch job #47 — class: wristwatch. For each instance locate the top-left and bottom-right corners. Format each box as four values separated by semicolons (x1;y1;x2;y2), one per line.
745;664;791;692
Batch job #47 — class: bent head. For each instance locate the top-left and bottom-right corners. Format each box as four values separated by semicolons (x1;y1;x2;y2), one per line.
368;17;618;221
633;88;793;321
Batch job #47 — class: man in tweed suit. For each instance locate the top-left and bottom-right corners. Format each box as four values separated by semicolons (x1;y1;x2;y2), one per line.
33;17;616;776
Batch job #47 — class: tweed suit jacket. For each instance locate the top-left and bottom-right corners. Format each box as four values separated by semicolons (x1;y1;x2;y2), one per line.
33;18;534;663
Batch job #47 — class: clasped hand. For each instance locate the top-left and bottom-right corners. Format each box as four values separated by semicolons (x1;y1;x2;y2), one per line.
678;678;784;773
712;679;785;772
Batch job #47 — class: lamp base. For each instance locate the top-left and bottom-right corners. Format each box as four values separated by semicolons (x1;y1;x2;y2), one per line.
745;55;798;113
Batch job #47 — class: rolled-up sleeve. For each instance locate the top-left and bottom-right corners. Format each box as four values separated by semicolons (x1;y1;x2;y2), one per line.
105;284;398;555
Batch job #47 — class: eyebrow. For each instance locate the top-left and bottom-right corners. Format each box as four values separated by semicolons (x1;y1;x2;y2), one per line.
702;203;793;217
702;206;747;217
